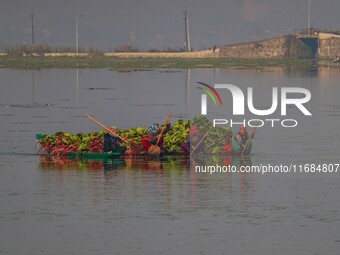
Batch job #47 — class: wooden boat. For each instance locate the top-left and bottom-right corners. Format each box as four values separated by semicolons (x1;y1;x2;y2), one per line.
68;151;123;159
231;139;252;155
67;150;243;159
35;133;251;158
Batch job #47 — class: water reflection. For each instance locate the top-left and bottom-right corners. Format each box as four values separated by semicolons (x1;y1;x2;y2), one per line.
32;70;35;104
38;154;255;208
37;155;257;226
38;154;253;171
38;155;191;172
76;68;79;107
38;155;126;171
185;69;191;109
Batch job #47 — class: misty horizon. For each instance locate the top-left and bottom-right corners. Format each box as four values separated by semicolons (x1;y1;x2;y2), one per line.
1;0;339;51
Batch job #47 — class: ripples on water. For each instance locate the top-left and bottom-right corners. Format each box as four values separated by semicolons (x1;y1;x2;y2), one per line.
0;68;339;254
0;154;339;255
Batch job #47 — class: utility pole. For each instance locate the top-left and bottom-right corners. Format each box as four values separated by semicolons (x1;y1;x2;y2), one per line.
183;9;191;52
76;18;79;53
308;0;311;36
29;9;35;51
76;15;83;53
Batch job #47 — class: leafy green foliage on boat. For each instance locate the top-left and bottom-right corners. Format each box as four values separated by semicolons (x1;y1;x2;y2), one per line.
36;117;233;156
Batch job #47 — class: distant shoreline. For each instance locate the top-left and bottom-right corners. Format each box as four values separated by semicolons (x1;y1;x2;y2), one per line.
0;54;337;70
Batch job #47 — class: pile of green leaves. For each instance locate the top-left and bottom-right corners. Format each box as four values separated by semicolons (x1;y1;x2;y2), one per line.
163;119;190;153
116;127;147;144
37;117;233;155
39;131;105;155
191;116;232;154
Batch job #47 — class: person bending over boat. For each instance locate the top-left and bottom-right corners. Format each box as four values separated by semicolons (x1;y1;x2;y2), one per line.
180;125;203;154
232;125;254;155
141;123;170;152
103;127;127;154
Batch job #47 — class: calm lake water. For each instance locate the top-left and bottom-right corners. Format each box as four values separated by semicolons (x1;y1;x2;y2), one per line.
0;67;339;254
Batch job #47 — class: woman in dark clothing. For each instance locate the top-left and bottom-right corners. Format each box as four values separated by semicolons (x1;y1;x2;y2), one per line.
180;125;204;154
103;127;127;154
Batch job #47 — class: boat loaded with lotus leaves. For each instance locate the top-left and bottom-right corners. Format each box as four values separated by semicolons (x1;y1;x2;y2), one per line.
35;116;253;158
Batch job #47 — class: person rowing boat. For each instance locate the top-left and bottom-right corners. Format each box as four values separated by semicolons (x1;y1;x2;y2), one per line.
103;126;127;154
180;125;205;155
232;125;254;155
141;122;170;154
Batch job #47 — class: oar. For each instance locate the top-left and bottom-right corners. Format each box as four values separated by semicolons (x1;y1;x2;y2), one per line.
156;112;171;145
85;114;143;153
190;126;213;156
241;126;257;156
148;112;171;156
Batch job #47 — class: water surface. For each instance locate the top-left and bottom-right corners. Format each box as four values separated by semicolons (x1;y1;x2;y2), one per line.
0;68;339;254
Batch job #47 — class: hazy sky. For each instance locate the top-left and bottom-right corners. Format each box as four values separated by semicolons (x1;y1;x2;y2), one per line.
1;0;339;51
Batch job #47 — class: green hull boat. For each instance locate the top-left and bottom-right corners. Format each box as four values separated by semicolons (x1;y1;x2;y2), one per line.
68;151;123;159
